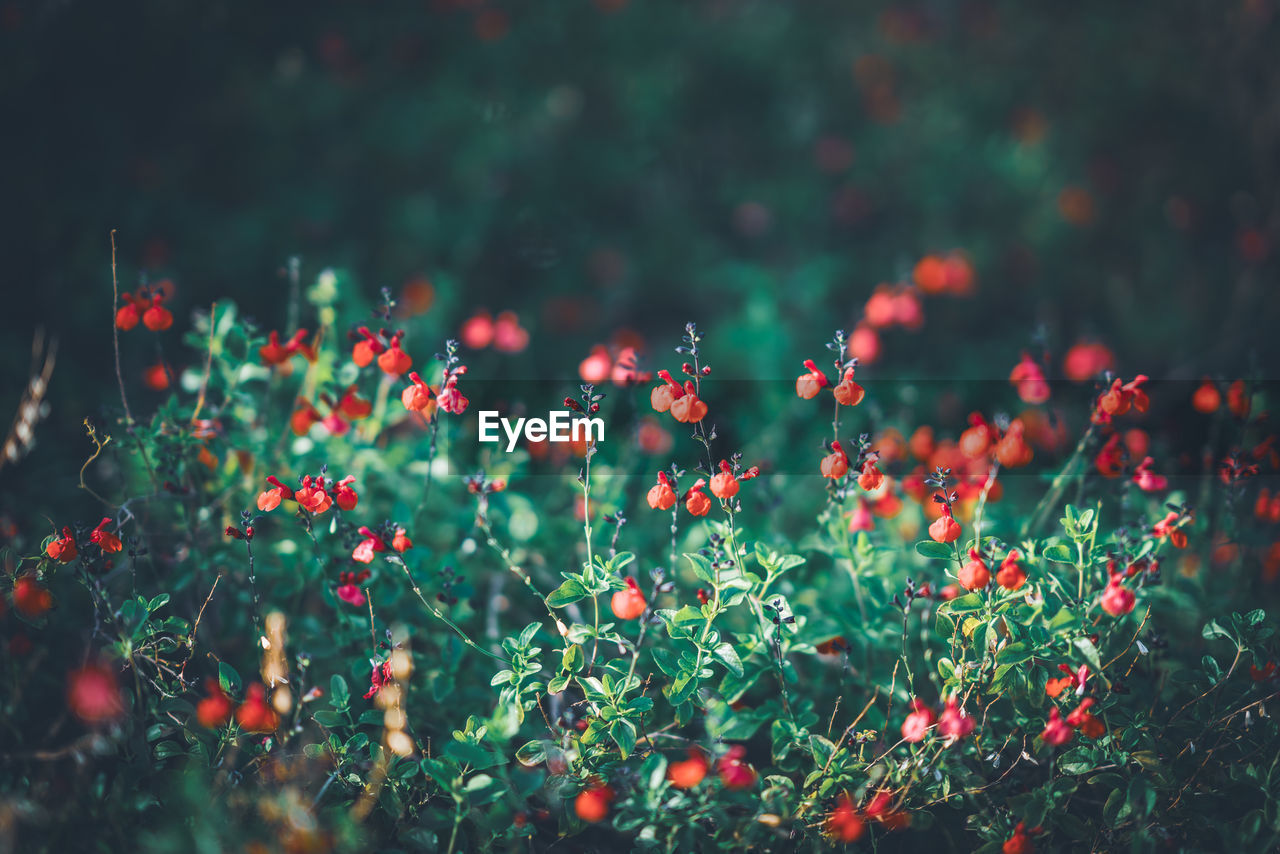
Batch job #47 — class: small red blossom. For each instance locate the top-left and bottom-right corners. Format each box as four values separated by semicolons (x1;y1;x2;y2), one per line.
334;475;358;511
716;745;757;790
364;659;395;700
377;332;412;376
1132;457;1168;492
353;527;388;564
826;793;866;842
257;475;294;511
196;679;233;728
1010;352;1050;404
929;505;962;544
1040;707;1073;746
337;569;371;606
710;460;740;499
685;479;712;516
89;517;122;553
958;549;991;591
68;661;125;724
12;575;53;618
46;526;78;563
821;441;850;479
391;527;413;553
901;698;936;743
142;294;174;331
647;471;677;510
1100;574;1136;617
937;696;975;741
667;749;709;788
235;683;279;732
833;366;865;406
610;577;647;621
996;550;1027;590
796;359;828;399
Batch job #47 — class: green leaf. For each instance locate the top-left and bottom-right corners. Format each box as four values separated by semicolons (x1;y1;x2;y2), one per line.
217;661;241;697
610;719;637;759
1043;544;1075;564
330;675;350;710
1073;637;1102;671
915;540;955;560
710;643;744;676
684;553;716;585
515;740;546;767
547;579;588;608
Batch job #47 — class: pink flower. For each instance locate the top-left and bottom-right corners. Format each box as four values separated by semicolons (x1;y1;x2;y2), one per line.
337;570;370;607
901;699;936;743
353;527;388;564
937;697;975;741
1132;457;1168;492
1040;707;1073;746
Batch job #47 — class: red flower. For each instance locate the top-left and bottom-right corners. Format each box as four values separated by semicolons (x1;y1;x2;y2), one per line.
401;371;438;414
391;528;413;553
116;292;146;330
294;475;333;514
821;441;850;479
12;575;53;618
1003;823;1036;854
1009;352;1050;404
1040;707;1073;746
493;311;530;353
460;312;494;349
710;460;740;499
826;793;866;842
647;471;677;510
89;517;123;553
959;412;993;459
996;550;1027;590
142;294;174;331
196;679;233;728
796;359;828;399
574;784;614;823
1132;457;1168;492
716;745;757;789
857;457;885;491
1192;378;1221;413
1046;663;1090;698
1100;574;1136;617
578;345;613;383
929;506;962;544
833;366;865;406
667;749;709;789
259;329;309;366
257;475;294;511
848;499;875;532
364;659;394;699
337;386;372;420
353;527;388;563
650;369;681;413
1227;379;1250;419
958;549;991;591
290;400;321;436
352;327;386;367
45;526;78;563
337;569;371;606
901;698;936;742
996;420;1033;468
68;661;125;724
235;683;279;732
1096;375;1149;419
333;475;358;511
937;696;975;740
1094;433;1125;477
376;332;412;376
670;381;707;423
610;577;647;620
1153;510;1188;549
685;480;711;516
437;367;470;415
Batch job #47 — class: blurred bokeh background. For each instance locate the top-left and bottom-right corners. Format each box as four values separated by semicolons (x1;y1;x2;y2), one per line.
2;0;1278;511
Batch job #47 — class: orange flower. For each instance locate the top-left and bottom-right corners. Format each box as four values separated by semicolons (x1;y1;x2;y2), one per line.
647;471;677;510
196;679;233;728
235;683;279;733
1192;378;1221;413
996;550;1027;590
610;577;647;620
832;366;865;406
669;382;707;423
352;326;386;367
685;480;711;516
958;549;991;591
376;332;412;376
12;575;53;617
709;460;739;499
995;420;1033;467
401;371;437;414
929;507;961;544
667;749;709;789
795;359;828;399
820;441;849;479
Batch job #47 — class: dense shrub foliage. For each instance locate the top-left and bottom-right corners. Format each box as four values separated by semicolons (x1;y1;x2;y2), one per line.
2;264;1278;853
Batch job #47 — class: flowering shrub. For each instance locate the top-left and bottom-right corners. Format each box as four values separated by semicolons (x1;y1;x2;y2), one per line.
2;266;1279;854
